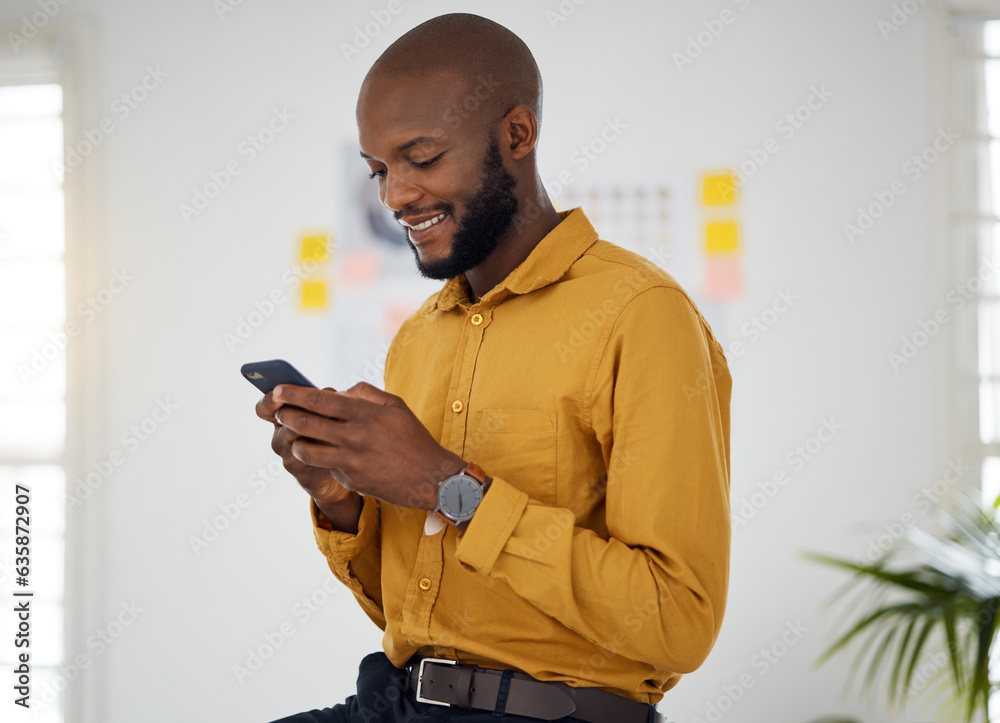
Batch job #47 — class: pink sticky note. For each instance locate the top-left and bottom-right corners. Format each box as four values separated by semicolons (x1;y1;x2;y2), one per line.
382;302;419;338
704;257;743;299
341;250;381;285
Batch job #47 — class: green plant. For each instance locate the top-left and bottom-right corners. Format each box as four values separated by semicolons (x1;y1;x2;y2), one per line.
806;493;1000;722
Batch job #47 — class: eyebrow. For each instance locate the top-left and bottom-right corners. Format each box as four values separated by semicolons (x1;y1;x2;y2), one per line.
359;135;442;160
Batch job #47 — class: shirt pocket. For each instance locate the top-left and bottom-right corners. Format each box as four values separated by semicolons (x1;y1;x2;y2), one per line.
466;409;558;506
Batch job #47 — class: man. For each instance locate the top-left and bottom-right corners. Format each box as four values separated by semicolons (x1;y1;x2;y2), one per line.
256;12;731;723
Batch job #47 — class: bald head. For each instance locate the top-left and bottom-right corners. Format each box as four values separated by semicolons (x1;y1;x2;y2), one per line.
355;14;560;288
360;13;543;134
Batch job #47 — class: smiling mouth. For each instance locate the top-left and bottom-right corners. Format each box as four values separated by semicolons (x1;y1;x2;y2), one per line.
404;212;447;231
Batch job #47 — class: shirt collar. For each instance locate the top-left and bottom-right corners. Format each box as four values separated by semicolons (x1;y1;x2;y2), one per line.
434;207;598;312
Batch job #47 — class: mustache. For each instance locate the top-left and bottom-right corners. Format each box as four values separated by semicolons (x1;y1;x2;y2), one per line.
394;202;454;221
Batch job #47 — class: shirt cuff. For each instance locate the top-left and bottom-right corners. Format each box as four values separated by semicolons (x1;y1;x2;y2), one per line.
455;476;527;575
311;495;378;564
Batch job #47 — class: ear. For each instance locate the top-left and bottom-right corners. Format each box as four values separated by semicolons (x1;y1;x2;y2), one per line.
499;105;538;161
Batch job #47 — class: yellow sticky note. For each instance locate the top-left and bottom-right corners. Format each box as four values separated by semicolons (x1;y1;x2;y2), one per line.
300;234;330;263
300;279;328;309
704;221;739;255
702;173;738;206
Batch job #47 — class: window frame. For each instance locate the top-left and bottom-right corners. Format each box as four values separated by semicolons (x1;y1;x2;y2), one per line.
0;21;101;723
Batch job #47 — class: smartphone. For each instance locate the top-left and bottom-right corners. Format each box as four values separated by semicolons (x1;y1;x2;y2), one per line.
241;359;316;395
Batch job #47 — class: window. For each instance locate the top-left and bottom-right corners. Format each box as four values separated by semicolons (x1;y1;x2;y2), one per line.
951;11;1000;720
980;23;1000;508
0;82;67;723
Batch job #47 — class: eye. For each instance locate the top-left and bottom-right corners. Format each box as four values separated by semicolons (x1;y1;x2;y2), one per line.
412;152;445;169
368;167;386;180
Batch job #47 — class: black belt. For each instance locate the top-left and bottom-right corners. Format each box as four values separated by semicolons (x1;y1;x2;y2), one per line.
405;657;664;723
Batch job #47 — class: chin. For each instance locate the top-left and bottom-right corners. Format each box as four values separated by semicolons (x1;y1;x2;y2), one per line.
410;240;460;280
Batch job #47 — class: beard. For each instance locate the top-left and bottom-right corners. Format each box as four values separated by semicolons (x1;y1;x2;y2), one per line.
404;137;519;281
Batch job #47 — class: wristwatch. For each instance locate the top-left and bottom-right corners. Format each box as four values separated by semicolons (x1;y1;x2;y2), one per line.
434;462;490;533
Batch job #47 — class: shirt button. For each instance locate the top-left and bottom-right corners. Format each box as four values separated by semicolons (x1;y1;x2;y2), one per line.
452;400;463;413
418;578;432;591
471;313;483;325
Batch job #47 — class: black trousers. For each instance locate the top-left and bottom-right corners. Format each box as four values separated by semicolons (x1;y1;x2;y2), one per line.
268;652;641;723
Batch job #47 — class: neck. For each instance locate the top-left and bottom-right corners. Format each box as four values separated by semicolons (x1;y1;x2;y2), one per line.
464;192;562;303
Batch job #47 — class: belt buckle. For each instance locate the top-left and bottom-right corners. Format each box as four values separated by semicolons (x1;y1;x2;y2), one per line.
414;657;459;707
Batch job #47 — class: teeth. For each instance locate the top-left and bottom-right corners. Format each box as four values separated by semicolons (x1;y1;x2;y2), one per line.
412;213;446;231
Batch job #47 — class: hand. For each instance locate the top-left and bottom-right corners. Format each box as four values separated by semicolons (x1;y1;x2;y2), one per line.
272;382;466;510
255;385;354;507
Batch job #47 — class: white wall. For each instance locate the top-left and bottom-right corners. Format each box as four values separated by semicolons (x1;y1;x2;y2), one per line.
0;1;959;721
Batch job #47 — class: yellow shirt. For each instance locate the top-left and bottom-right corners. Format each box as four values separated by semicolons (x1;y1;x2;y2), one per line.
311;208;732;705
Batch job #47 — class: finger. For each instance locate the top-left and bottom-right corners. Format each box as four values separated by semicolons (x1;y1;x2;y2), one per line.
255;390;283;423
274;421;333;450
271;424;300;459
290;437;348;470
274;384;357;420
276;406;348;446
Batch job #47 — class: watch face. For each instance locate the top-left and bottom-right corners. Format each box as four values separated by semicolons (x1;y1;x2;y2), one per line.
438;475;483;522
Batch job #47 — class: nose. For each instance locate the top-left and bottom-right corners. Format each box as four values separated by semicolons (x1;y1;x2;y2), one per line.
381;168;422;213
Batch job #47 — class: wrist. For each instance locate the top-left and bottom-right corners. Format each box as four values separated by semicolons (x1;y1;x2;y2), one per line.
421;451;466;510
313;492;362;534
433;461;491;532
